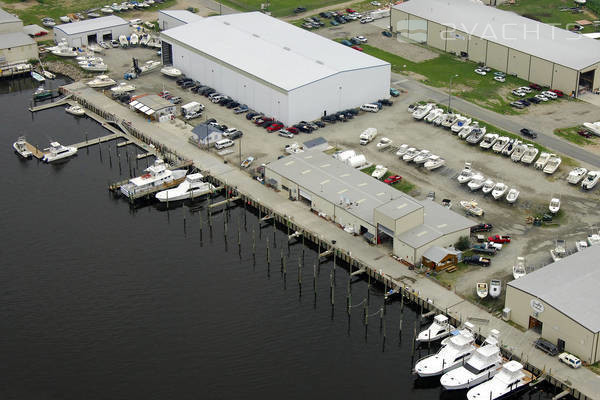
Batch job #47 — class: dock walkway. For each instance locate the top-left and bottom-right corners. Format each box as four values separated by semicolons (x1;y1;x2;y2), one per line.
61;82;600;400
28;94;73;112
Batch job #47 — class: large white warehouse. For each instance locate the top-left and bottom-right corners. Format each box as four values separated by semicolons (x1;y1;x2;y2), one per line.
54;16;129;47
160;12;391;125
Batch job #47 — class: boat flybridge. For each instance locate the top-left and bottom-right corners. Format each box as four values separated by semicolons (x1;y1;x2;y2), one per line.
120;158;186;198
466;360;532;400
42;141;77;162
155;173;214;202
416;315;455;343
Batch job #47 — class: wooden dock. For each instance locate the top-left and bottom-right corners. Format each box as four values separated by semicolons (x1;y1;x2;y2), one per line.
72;133;125;149
28;94;72;112
23;141;46;159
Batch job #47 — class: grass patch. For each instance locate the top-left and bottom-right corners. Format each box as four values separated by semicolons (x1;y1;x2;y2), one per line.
324;146;342;155
554;126;597;146
215;0;351;17
499;0;599;34
588;362;600;375
360;165;416;194
505;319;527;333
431;262;472;289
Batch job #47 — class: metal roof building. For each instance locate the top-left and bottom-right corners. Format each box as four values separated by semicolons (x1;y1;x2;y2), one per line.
265;150;473;264
53;16;129;48
391;0;600;96
0;8;22;33
0;31;37;65
158;10;203;31
129;95;176;120
505;245;600;363
160;12;390;125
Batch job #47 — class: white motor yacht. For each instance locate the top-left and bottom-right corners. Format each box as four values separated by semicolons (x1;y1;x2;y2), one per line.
581;171;600;190
451;116;472;133
155;173;214;202
466;361;532;400
371;165;388;179
491;183;508;200
65;104;85;116
441;113;458;128
441;330;502;390
425;107;443;123
543;155;561;174
492;136;509;153
414;323;477;377
567;167;588;184
535;152;551;169
42;141;77;163
550;239;567;262
505;188;519;203
376;137;392;150
160;66;182;77
13;136;32;158
513;257;527;279
412;103;434;120
479;133;498;150
481;179;495;195
413;150;431;164
489;279;501;298
110;82;136;94
510;143;527;162
424;155;445;170
395;144;409;157
120;159;187;197
468;173;486;191
575;240;588;252
520;144;539;164
457;163;474;184
501;139;520;156
416;315;455;343
549;198;560;214
402;147;419;162
87;75;116;88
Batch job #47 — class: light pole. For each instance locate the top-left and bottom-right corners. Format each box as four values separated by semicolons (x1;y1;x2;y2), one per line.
448;74;458;113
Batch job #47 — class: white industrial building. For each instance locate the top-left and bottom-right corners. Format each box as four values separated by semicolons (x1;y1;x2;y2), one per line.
0;8;37;65
506;246;600;363
0;8;22;33
160;12;390;125
158;10;203;31
53;16;129;47
265;151;473;264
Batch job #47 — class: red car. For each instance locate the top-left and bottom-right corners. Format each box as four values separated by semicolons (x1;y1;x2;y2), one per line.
488;235;511;244
287;127;299;134
255;117;273;125
346;8;356;12
384;175;402;184
550;89;564;97
351;45;363;51
267;123;283;132
529;83;542;91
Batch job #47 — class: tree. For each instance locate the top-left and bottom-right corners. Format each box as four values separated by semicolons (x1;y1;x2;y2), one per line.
455;236;471;251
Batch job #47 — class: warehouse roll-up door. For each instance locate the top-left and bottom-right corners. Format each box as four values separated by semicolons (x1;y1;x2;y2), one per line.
299;189;312;202
162;42;173;65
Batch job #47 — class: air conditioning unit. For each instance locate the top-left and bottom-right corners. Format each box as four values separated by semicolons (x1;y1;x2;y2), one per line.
502;307;511;321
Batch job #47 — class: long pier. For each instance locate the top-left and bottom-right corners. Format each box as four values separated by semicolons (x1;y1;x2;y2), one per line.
28;94;73;112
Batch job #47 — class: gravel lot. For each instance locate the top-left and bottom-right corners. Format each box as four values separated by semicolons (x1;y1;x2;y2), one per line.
97;45;600;299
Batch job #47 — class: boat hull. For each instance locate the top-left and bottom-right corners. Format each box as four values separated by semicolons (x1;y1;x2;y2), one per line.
13;143;32;158
43;148;77;163
441;368;500;390
156;185;214;202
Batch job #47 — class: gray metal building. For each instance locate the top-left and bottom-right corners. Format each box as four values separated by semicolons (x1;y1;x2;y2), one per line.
53;16;129;47
506;246;600;363
0;8;37;65
265;151;473;264
158;10;203;31
0;8;22;33
391;0;600;96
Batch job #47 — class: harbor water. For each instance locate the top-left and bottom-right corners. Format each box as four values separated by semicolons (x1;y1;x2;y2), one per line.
0;77;561;399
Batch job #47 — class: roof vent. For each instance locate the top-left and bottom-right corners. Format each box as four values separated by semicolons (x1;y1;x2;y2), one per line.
283;46;291;51
252;33;260;38
315;60;324;65
223;21;230;25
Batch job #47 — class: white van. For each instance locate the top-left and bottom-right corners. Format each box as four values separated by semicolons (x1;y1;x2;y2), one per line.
129;18;143;26
215;138;234;150
360;103;379;113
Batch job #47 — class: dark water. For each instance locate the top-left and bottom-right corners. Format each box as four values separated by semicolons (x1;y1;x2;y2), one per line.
0;77;559;400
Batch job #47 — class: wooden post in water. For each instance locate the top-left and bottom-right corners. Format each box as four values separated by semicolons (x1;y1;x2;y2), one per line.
252;228;256;268
298;257;302;296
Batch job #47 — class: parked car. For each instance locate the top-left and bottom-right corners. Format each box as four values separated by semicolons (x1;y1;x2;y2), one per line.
516;99;531;107
360;16;374;23
510;101;525;109
313;120;326;128
558;353;581;368
346;8;356;12
293;7;306;13
286;126;299;134
511;89;526;97
463;255;491;266
534;338;559;356
229;130;243;140
226;101;240;109
542;90;557;99
471;223;493;233
390;88;400;97
321;115;337;123
350;37;361;45
488;235;511;244
169;96;182;104
529;83;542;91
527;97;541;104
351;45;363;51
234;105;248;114
340;39;353;46
246;112;259;120
384;175;402;184
330;20;339;26
520;128;537;139
379;98;393;106
355;35;367;43
550;89;564;97
535;94;549;102
518;86;532;93
267;123;284;132
381;30;392;37
474;68;487;76
278;129;295;138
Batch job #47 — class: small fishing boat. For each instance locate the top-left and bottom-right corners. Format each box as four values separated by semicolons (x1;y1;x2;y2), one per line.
479;133;498;149
457;162;474;184
52;46;78;57
88;44;104;53
535;152;551;169
441;113;458;128
119;34;128;47
80;62;108;72
575;240;588;252
510;143;527;162
376;137;393;151
567;167;588;184
543;155;561;174
100;7;114;14
416;315;455;343
467;173;486;191
550;239;567;262
505;188;519;203
402;147;418;162
413;149;431;164
42;141;77;163
481;179;495;194
241;156;254;168
432;113;447;126
155;173;215;202
582;171;600;190
460;200;484;216
371;164;388;179
501;139;520;156
512;256;526;279
492;136;509;153
520;144;539;164
42;70;55;79
424;155;445;170
476;282;488;299
87;75;116;88
424;107;443;123
412;103;434;120
13;136;32;158
139;34;149;46
395;143;409;157
110;82;136;94
31;71;45;82
549;198;560;214
491;183;507;200
458;121;477;139
59;15;71;23
451;116;472;133
489;279;501;298
120;159;186;198
65;104;85;116
466;127;486;144
129;33;139;46
587;233;600;246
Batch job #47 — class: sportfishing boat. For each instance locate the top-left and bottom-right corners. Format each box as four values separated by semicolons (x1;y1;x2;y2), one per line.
587;233;600;246
549;198;560;214
479;133;498;149
395;144;409;157
402;147;419;162
468;173;486;191
567;167;588;184
155;173;214;202
501;139;520;156
371;164;388;179
489;279;501;298
440;329;502;390
510;143;527;162
51;46;77;57
414;323;477;377
575;240;588;252
451;116;472;133
110;82;136;94
466;361;532;400
413;149;431;164
65;104;85;116
466;127;487;144
129;33;139;46
520;144;539;164
543;155;561;174
13;136;32;158
491;183;508;200
119;34;128;47
120;159;187;198
80;62;108;72
441;113;458;128
416;315;455;343
476;282;488;299
31;71;45;82
481;179;495;195
513;257;526;279
535;152;551;169
457;163;475;184
42;141;77;163
505;188;519;203
460;200;484;216
87;75;116;88
412;103;434;120
581;171;600;190
241;156;254;168
491;136;509;153
425;107;443;123
424;155;445;170
550;239;567;262
160;66;182;77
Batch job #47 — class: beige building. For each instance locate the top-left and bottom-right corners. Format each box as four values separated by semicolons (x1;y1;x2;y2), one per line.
505;246;600;363
264;151;473;264
0;8;22;33
391;0;600;97
0;8;37;65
